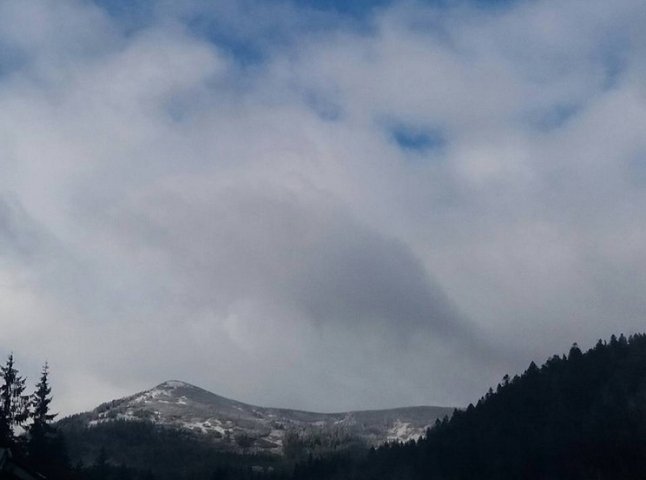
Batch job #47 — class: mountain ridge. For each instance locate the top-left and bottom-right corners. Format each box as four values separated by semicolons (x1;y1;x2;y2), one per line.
59;379;454;454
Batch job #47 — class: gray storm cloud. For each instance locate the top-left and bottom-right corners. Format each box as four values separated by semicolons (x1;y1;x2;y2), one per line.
110;182;472;336
0;0;645;414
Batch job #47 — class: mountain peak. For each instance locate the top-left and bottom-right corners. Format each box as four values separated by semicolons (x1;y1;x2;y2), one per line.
156;380;197;389
67;381;453;455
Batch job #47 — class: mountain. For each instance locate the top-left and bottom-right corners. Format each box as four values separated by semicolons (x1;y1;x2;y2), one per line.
58;380;452;457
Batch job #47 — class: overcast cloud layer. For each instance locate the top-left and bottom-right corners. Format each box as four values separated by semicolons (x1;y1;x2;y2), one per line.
1;0;646;415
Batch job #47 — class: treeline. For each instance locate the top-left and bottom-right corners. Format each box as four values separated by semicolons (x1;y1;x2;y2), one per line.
287;333;646;480
283;427;367;460
60;418;282;480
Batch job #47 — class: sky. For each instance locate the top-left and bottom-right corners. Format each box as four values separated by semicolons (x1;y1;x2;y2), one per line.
1;0;646;416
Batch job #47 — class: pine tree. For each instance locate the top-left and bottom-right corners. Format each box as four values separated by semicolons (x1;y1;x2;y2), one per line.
28;362;58;462
0;353;29;446
30;363;56;428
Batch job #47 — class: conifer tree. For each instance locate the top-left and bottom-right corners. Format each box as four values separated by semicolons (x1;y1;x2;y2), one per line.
28;362;58;461
30;363;56;428
0;353;29;446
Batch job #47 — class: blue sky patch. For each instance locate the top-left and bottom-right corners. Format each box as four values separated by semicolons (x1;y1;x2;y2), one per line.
304;91;344;122
93;0;156;32
391;125;446;153
530;104;580;131
92;0;520;60
290;0;392;17
186;16;268;65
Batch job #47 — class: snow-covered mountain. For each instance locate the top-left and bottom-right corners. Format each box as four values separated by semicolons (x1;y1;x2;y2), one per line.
62;380;453;454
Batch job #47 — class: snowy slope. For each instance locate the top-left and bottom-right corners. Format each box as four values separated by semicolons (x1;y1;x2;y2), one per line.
66;380;453;454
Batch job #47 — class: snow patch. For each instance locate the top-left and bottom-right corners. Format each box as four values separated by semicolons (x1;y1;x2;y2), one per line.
386;421;425;443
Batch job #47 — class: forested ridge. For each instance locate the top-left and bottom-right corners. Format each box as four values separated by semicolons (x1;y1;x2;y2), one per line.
290;333;646;480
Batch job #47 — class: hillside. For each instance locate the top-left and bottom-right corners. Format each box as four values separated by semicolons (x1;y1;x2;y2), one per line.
56;380;452;476
295;333;646;480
